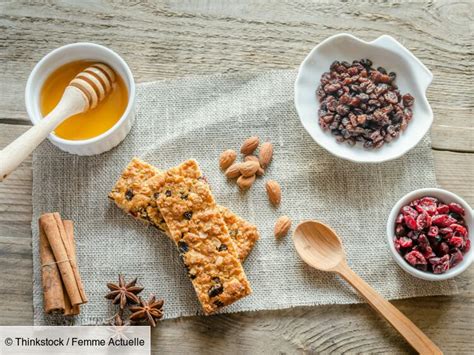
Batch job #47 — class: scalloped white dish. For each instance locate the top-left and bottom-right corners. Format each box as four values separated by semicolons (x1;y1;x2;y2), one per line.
294;33;433;163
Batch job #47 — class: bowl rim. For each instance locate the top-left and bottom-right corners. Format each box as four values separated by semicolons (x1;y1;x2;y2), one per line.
294;33;434;164
25;42;136;146
386;188;474;281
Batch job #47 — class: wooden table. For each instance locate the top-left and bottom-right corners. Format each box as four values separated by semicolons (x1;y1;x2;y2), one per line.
1;1;473;353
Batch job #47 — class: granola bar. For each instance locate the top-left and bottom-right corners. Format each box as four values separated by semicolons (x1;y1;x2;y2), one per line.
217;205;258;262
109;158;259;261
151;159;251;314
108;158;169;233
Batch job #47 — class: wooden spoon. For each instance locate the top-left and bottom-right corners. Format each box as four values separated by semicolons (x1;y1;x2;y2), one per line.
0;63;116;182
293;220;442;354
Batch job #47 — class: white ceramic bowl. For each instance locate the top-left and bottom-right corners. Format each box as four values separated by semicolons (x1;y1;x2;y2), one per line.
25;43;135;155
387;188;473;281
294;33;433;163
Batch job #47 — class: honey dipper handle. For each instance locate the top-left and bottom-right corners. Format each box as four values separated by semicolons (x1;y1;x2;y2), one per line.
0;86;88;182
336;264;443;354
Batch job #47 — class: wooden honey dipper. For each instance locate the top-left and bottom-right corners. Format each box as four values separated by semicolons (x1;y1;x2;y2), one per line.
0;63;116;181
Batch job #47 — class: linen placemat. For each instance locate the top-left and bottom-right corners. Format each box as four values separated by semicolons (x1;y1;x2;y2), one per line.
32;69;457;325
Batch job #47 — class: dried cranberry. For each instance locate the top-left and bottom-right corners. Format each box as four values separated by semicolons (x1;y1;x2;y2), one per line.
427;226;439;237
450;224;467;237
422;247;436;260
439;227;453;235
417;234;430;251
448;203;465;216
436;204;449;214
416;213;432;231
449;236;464;248
438;242;450;256
404;250;427;269
415;197;438;215
428;255;445;266
401;206;419;219
432;214;457;227
449;249;463;268
433;255;450;274
399;237;413;248
404;215;418;230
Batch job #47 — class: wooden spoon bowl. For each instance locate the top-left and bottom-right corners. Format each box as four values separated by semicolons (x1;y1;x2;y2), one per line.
293;221;344;271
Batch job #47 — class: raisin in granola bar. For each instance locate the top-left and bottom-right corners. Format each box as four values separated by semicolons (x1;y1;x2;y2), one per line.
150;159;251;314
109;158;259;261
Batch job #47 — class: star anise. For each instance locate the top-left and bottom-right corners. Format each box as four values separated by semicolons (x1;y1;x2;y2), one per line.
129;295;164;327
105;275;144;309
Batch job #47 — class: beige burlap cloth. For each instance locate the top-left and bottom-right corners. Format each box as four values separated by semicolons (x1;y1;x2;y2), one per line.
32;70;456;324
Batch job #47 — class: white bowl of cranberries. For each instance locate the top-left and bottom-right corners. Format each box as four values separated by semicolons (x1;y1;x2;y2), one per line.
387;188;473;281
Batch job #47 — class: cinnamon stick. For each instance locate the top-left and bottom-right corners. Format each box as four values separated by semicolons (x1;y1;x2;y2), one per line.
63;220;81;315
39;213;86;306
56;215;87;303
39;221;66;314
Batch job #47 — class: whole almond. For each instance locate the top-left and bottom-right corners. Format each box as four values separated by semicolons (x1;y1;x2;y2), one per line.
237;174;256;190
225;163;243;179
240;136;259;155
239;161;260;177
259;142;273;168
219;149;237;170
244;155;259;163
274;216;292;238
265;180;281;206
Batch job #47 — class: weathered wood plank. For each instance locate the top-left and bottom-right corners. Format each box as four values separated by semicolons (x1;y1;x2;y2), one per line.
0;0;473;151
0;123;473;353
0;1;473;353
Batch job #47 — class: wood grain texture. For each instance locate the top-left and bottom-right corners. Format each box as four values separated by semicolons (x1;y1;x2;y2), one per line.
0;0;473;152
0;1;473;353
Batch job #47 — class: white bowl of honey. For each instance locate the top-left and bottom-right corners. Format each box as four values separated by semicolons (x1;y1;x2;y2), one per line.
25;43;135;155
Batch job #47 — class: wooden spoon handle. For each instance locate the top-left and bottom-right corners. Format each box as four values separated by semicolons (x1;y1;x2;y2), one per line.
337;265;442;354
0;86;87;182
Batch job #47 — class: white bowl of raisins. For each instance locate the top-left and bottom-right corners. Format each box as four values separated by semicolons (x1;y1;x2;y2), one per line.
387;188;473;281
295;33;433;163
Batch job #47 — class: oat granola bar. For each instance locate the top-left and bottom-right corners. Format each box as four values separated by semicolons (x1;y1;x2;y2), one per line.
151;159;252;314
109;158;259;261
108;158;169;233
217;205;258;261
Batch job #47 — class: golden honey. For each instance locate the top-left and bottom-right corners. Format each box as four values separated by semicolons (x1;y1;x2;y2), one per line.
40;60;128;140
